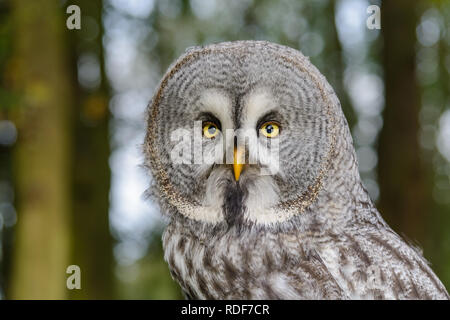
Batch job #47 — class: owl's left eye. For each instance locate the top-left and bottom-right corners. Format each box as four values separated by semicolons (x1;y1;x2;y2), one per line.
203;122;219;139
259;121;280;138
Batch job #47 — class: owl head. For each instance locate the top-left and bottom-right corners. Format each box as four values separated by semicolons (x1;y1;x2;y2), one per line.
145;41;359;231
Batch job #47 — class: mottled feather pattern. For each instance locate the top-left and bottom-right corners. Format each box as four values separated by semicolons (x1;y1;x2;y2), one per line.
145;41;449;299
163;220;448;299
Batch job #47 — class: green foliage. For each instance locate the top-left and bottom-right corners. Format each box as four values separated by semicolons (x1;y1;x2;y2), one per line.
0;0;16;112
116;230;183;300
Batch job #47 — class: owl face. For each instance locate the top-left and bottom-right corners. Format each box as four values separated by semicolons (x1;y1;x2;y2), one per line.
146;41;336;228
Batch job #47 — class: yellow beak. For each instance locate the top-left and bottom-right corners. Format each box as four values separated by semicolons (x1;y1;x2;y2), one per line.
233;147;244;181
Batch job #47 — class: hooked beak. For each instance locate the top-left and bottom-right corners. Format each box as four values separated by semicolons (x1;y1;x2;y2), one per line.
233;147;245;181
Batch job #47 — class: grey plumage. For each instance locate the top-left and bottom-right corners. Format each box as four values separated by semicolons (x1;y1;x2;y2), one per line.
144;40;449;299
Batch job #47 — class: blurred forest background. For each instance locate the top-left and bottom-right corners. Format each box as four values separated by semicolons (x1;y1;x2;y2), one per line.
0;0;450;299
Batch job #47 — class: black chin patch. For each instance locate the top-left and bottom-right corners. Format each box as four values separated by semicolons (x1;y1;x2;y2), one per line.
222;181;247;228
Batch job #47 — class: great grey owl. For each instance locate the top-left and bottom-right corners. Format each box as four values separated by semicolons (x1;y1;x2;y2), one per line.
144;40;449;299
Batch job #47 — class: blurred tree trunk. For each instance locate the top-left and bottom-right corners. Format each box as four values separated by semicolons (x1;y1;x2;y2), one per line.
325;0;355;127
9;0;72;299
69;0;114;299
378;0;428;244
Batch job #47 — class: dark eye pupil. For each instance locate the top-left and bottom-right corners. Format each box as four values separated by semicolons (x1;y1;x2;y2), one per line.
266;124;273;134
208;126;216;135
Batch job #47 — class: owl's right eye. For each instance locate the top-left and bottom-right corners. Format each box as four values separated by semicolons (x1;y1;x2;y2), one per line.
203;122;219;139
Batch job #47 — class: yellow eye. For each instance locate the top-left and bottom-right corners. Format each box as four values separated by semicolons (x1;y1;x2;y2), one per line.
203;122;219;138
260;122;280;138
